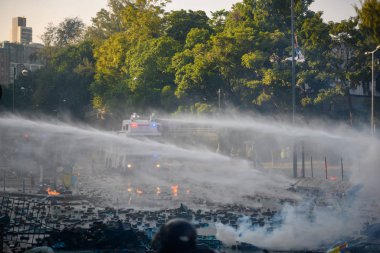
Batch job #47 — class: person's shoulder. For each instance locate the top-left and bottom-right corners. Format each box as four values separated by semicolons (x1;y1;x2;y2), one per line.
185;245;217;253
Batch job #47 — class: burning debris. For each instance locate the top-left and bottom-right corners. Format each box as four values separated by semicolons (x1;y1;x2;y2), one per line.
171;184;179;197
46;187;60;196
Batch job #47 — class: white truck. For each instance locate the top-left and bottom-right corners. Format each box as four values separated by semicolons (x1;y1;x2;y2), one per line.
119;113;161;137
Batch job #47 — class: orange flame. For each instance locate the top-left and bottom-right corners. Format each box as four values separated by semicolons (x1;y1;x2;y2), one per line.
136;188;143;195
47;187;60;196
171;184;179;197
127;187;133;193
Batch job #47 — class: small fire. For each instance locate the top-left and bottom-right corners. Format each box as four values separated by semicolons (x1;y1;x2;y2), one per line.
127;187;133;193
329;176;337;181
171;184;179;197
156;187;161;196
47;187;60;196
136;188;144;195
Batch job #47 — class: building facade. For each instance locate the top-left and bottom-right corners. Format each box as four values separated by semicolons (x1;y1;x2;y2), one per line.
17;27;33;45
0;17;43;87
0;48;11;86
12;17;32;44
0;41;44;87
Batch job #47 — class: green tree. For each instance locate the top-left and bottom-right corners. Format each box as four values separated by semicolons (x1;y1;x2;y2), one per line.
41;17;85;47
91;32;133;112
326;18;369;123
185;28;211;49
296;12;334;109
86;0;168;44
163;10;211;43
90;0;184;114
29;41;95;117
125;36;181;108
205;0;309;111
356;0;380;44
86;0;130;42
92;33;181;113
171;37;224;109
209;9;229;33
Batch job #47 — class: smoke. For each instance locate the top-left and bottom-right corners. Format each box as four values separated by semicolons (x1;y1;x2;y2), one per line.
1;112;379;250
215;203;363;251
161;111;358;141
208;114;379;251
350;141;380;200
0;114;296;207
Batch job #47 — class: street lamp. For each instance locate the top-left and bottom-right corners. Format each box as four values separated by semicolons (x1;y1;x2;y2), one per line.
291;0;297;178
12;64;28;113
218;89;221;112
291;0;295;124
365;45;380;136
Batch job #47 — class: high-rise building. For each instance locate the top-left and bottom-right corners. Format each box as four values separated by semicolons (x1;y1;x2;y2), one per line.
11;17;32;44
12;17;26;42
17;27;33;44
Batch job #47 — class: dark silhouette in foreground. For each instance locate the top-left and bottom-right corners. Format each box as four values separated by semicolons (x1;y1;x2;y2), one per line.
151;219;216;253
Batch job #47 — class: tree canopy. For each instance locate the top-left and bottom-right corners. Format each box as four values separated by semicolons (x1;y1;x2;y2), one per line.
10;0;378;124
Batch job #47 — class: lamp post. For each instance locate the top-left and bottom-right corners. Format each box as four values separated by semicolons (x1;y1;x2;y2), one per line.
291;0;297;178
365;45;380;136
291;0;295;124
12;67;15;113
12;64;28;113
218;89;221;112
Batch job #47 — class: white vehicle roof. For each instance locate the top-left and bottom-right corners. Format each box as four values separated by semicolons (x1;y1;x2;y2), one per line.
121;118;161;136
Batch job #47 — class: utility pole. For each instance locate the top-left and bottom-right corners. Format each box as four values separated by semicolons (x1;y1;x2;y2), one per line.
3;169;5;192
301;142;305;178
372;50;375;135
13;67;16;113
365;45;380;136
12;64;28;113
291;0;295;124
291;0;297;178
218;89;221;112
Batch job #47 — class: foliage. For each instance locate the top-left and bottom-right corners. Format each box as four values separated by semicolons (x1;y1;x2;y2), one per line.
209;10;229;33
356;0;380;44
13;0;378;122
185;28;211;49
41;17;85;47
92;31;181;113
86;0;169;44
163;10;211;43
20;41;95;117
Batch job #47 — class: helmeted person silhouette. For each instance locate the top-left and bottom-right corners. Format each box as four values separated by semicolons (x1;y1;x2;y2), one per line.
151;219;216;253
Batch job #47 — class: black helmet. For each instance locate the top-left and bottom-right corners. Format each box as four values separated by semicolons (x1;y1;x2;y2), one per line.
152;219;197;253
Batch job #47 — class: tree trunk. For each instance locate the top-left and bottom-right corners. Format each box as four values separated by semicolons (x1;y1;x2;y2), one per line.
344;84;353;126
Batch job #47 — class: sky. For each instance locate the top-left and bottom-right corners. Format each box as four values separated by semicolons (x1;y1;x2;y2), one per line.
0;0;361;44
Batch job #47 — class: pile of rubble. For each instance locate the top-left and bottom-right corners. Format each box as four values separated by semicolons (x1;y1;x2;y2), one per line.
1;193;281;253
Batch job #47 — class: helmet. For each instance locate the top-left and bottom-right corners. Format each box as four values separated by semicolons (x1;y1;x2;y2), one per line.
152;219;197;253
